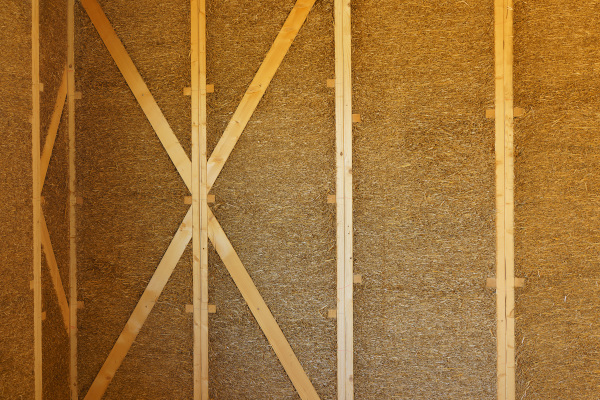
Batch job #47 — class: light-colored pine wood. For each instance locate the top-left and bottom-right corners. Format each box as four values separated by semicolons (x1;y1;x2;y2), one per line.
206;0;316;190
40;213;70;332
67;0;78;397
335;0;353;398
84;208;193;400
80;0;192;191
207;208;320;400
494;1;515;399
40;66;67;189
191;0;209;397
32;1;43;397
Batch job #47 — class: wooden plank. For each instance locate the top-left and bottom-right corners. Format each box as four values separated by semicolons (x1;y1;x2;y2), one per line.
83;208;193;400
207;208;319;400
67;0;78;397
191;0;209;397
79;0;192;191
32;0;43;397
40;66;67;189
335;0;353;398
503;1;515;398
206;0;316;190
40;213;70;333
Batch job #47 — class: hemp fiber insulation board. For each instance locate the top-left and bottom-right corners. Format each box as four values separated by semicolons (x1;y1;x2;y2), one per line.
40;0;70;398
514;2;600;398
75;0;193;398
352;1;497;398
206;0;336;398
0;1;34;398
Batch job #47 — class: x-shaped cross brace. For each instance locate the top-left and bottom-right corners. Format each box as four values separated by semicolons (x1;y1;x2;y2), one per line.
79;0;320;399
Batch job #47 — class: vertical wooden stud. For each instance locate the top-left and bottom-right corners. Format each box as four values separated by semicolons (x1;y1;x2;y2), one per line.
32;0;43;398
67;0;78;397
335;0;353;398
192;0;209;398
495;0;515;399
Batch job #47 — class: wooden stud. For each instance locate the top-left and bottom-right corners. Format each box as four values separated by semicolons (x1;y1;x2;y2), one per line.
352;113;360;123
191;0;209;397
40;66;67;189
41;214;70;332
327;79;335;88
84;209;193;400
327;194;336;204
31;0;43;397
206;0;317;190
80;0;192;191
328;309;337;319
335;0;353;398
68;1;78;397
207;209;319;399
495;1;515;399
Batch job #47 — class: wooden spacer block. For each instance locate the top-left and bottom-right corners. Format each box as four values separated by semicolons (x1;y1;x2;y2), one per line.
183;87;191;96
514;107;525;117
41;311;47;321
185;304;193;313
30;280;34;290
76;196;83;205
184;196;192;205
74;91;82;100
186;304;217;313
327;79;335;88
206;84;215;94
486;109;495;119
327;309;337;319
185;195;215;204
353;274;362;284
327;194;336;204
77;300;84;309
40;196;45;205
352;114;361;123
39;83;44;92
487;277;525;288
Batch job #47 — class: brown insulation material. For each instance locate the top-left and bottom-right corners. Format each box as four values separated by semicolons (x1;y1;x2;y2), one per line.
0;1;34;399
514;2;600;398
207;0;336;398
352;1;496;398
40;0;70;397
75;0;193;398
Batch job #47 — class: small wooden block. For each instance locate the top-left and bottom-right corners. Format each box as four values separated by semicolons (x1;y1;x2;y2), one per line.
76;196;83;205
353;274;362;284
208;304;217;314
327;194;336;204
39;83;44;92
487;277;525;288
77;300;84;309
206;84;215;94
327;309;337;319
185;195;215;204
185;304;193;313
486;109;495;119
327;79;335;88
30;280;34;290
40;196;45;205
352;114;361;123
74;91;82;100
184;196;192;205
183;87;192;96
514;107;525;117
41;311;47;321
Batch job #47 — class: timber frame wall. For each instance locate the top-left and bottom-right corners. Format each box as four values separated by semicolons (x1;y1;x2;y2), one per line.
28;1;517;399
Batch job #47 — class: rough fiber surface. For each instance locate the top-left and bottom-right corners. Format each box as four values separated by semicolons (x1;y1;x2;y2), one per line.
514;2;600;398
352;1;497;398
76;0;193;398
40;0;70;397
207;0;337;398
0;1;34;399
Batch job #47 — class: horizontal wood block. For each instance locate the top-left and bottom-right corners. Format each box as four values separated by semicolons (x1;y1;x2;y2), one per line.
41;311;47;321
353;274;362;284
514;107;525;117
184;85;214;96
486;109;495;119
77;300;84;309
352;114;361;123
74;91;82;100
486;277;525;288
186;304;216;314
327;79;335;88
327;194;336;204
327;309;337;319
185;195;215;204
486;107;524;119
39;83;44;92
